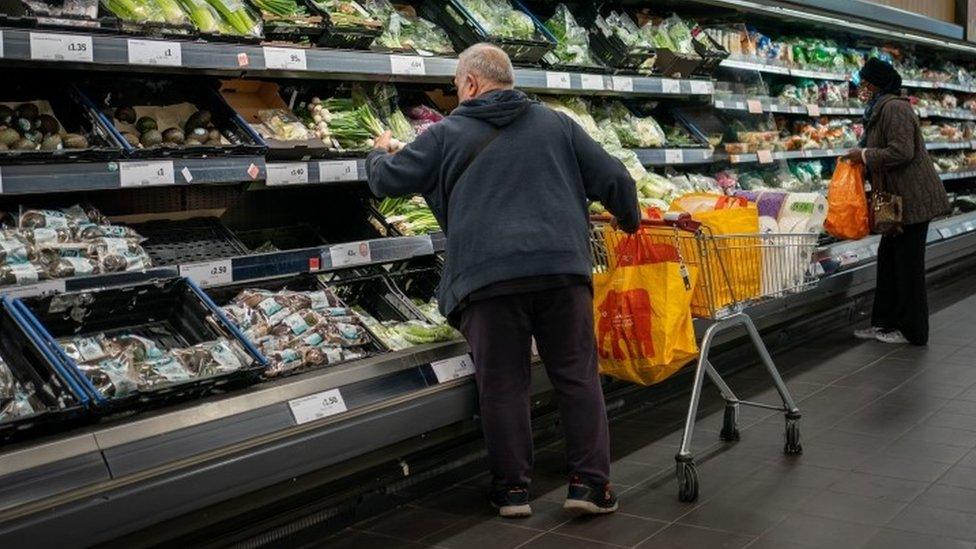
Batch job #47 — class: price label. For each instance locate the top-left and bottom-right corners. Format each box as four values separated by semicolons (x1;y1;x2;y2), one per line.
869;243;880;256
1;279;65;299
665;149;684;164
30;32;93;63
661;79;681;94
714;100;726;109
545;71;571;89
390;55;426;75
263;46;307;70
580;74;604;91
970;140;976;150
181;166;193;183
917;108;928;118
689;80;712;95
319;160;359;182
127;39;181;66
289;389;347;425
180;259;233;287
329;241;371;268
119;161;174;187
746;99;763;114
430;355;475;383
791;106;805;114
806;103;821;117
734;102;745;110
266;162;309;186
802;150;814;158
611;76;633;93
757;149;774;164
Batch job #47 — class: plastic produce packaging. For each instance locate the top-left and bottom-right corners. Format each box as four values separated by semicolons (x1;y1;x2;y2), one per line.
458;0;540;40
353;308;456;351
101;0;191;26
376;196;440;235
543;4;600;68
311;0;381;29
365;0;453;55
594;100;666;148
0;359;42;422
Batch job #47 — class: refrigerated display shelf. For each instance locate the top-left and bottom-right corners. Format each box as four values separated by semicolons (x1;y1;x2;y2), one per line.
721;141;976;164
0;28;715;98
633;148;715;166
713;97;863;116
4;209;976;546
718;58;848;81
940;170;976;181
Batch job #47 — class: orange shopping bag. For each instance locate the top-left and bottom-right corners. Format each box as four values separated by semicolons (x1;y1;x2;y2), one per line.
594;230;699;386
824;160;870;240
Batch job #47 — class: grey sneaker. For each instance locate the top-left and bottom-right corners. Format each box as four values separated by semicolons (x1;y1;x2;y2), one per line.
854;327;882;340
876;330;909;344
563;476;618;515
490;486;532;518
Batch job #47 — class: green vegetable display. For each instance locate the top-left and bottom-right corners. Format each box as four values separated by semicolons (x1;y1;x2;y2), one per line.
177;0;221;33
300;86;389;151
354;308;457;350
202;0;262;37
458;0;539;40
376;196;439;235
543;3;600;67
250;0;305;18
102;0;190;26
363;0;454;54
594;100;666;148
311;0;381;29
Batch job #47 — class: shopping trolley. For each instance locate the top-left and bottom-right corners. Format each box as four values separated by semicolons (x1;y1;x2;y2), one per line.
591;213;819;502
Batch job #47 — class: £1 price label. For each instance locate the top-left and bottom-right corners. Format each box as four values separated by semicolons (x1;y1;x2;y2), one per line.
127;39;181;66
319;160;359;182
390;55;426;75
430;355;475;383
580;73;604;91
289;389;347;425
661;79;681;94
329;241;371;268
806;103;821;117
30;32;93;63
664;149;684;164
263;46;307;70
545;71;571;89
180;259;233;287
119;161;175;187
689;80;712;95
265;162;309;186
611;76;633;93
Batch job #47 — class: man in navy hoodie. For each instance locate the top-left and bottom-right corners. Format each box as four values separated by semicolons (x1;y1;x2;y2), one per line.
367;43;640;518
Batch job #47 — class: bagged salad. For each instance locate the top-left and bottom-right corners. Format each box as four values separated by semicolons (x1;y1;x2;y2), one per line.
458;0;540;41
364;0;453;55
543;3;601;68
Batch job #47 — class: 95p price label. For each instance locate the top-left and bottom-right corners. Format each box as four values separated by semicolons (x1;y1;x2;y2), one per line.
265;162;309;186
180;259;232;287
289;389;347;425
30;32;93;63
128;39;181;66
263;46;307;70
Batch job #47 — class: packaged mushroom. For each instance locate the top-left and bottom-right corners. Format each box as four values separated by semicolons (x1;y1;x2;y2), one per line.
0;359;44;423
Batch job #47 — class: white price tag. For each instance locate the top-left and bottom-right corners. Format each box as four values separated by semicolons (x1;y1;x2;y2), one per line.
806;104;821;117
802;150;814;158
869;243;880;256
689;80;712;95
266;162;309;186
714;100;726;109
119;161;174;187
661;79;681;94
289;389;347;425
1;279;65;299
734;101;745;110
30;32;93;62
611;76;633;92
545;71;571;89
127;39;181;66
0;166;3;194
430;355;475;383
810;261;825;276
580;74;604;91
390;55;426;75
746;99;763;114
665;149;684;164
757;149;774;164
330;241;371;267
263;46;307;70
319;160;359;182
180;259;233;287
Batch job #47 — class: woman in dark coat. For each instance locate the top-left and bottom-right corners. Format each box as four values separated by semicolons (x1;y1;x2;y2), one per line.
846;58;950;345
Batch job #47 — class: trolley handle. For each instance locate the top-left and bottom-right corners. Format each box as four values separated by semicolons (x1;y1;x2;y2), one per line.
590;213;702;233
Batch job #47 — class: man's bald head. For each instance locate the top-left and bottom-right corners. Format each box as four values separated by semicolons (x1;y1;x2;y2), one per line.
455;43;515;101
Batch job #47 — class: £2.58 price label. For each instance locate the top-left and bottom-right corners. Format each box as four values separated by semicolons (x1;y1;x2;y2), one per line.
263;47;307;70
128;39;181;66
180;259;233;287
289;389;347;425
119;161;175;187
430;355;475;383
265;162;309;186
30;32;93;63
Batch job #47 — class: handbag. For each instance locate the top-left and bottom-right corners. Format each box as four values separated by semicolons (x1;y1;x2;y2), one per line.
870;179;903;234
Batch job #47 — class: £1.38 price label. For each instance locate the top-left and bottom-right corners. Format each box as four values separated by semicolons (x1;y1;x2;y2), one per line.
30;32;93;63
179;259;233;287
265;162;309;186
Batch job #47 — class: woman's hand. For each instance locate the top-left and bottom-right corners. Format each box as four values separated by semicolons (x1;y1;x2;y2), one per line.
843;148;864;165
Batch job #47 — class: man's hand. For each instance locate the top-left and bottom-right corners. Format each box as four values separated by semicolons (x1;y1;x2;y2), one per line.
373;130;395;153
843;148;864;164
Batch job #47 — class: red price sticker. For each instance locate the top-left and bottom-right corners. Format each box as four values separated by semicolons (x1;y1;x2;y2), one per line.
746;99;763;114
757;149;774;164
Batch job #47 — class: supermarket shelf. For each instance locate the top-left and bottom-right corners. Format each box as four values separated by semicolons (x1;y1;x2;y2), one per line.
718;57;848;81
903;79;976;94
914;107;976;121
939;170;976;181
720;141;975;164
713;97;863;116
263;159;368;186
0;28;714;97
0;157;265;194
633;148;715;166
5;211;976;546
925;141;976;151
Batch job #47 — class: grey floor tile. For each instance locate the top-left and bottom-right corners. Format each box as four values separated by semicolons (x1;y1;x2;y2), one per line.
489;499;570;532
937;464;976;491
914;483;976;515
419;518;542;549
552;512;667;546
515;532;618;549
635;523;755;549
863;528;975;549
887;503;976;541
826;471;930;503
882;437;971;464
745;461;848;490
609;459;671;488
900;424;976;448
959;448;976;468
676;497;792;536
797;489;908;526
316;529;430;549
854;454;952;482
941;399;976;417
417;486;495;518
754;512;879;548
360;505;467;542
617;480;706;522
926;411;976;431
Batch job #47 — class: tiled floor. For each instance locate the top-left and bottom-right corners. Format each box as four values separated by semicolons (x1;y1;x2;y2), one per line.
317;276;976;549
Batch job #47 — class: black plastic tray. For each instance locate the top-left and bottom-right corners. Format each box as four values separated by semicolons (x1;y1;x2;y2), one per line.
75;76;265;159
303;0;383;49
127;217;250;266
14;278;266;412
0;297;87;442
234;223;329;253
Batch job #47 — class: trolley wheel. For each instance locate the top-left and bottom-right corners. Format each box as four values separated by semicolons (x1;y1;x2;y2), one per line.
784;418;803;455
675;458;699;502
720;404;740;442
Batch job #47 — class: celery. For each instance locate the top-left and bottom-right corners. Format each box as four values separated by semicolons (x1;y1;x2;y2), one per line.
203;0;260;36
178;0;219;32
154;0;189;24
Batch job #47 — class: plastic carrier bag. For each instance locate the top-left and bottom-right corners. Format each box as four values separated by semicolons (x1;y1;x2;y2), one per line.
824;160;870;240
594;226;698;386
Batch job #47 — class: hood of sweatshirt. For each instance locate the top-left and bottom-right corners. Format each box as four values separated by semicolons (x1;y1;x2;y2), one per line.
451;89;532;127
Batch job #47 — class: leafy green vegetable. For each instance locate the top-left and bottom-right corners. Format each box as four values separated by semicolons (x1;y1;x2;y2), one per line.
459;0;538;40
202;0;262;36
377;196;439;235
544;3;600;67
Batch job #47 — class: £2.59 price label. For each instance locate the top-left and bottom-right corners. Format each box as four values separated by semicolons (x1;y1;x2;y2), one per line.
263;47;307;70
430;355;475;383
265;162;309;186
30;32;93;63
289;389;347;425
128;39;181;66
329;241;371;268
119;161;175;187
179;259;233;287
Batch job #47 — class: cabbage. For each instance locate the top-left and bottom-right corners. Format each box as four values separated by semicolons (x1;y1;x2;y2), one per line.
503;10;536;39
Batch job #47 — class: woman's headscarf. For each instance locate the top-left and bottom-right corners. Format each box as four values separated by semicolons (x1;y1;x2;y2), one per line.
859;58;903;146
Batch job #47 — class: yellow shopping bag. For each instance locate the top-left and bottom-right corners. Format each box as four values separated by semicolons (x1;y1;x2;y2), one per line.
594;233;699;386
